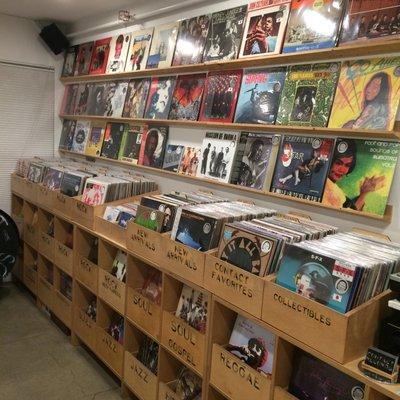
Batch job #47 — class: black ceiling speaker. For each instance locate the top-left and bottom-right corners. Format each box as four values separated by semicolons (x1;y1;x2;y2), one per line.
39;23;69;55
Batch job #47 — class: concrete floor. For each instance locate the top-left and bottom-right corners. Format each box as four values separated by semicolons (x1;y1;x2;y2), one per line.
0;283;125;400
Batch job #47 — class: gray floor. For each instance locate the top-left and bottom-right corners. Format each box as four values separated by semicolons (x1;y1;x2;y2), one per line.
0;283;125;400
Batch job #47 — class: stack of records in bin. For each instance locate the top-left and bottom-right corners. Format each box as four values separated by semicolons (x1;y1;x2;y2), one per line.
276;230;400;313
102;202;138;229
171;201;276;252
60;170;96;198
217;215;338;277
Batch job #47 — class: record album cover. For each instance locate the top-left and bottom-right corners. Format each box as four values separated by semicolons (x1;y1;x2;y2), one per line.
239;0;291;58
82;180;109;206
60;84;78;115
89;37;111;75
125;29;153;71
173;15;210;65
59;119;77;150
168;74;206;121
118;125;143;163
43;168;63;190
85;125;105;157
276;62;340;127
322;138;400;216
71;120;91;154
178;147;201;176
147;22;179;69
282;0;345;53
289;350;365;400
135;205;165;232
74;83;93;115
101;123;126;159
271;136;335;202
228;315;276;375
106;33;131;73
74;42;93;76
86;83;107;116
339;0;400;45
162;144;185;172
328;57;400;130
144;76;176;120
235;67;286;124
175;368;202;400
232;133;281;190
203;5;247;62
62;45;78;77
103;81;129;118
122;78;150;119
138;125;169;168
199;70;242;123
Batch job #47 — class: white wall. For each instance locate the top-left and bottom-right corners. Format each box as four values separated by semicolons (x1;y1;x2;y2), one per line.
61;1;400;240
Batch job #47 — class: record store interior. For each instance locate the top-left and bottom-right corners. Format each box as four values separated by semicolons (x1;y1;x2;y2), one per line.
2;0;400;399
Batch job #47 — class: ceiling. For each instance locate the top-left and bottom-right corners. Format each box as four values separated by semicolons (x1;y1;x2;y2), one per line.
0;0;135;24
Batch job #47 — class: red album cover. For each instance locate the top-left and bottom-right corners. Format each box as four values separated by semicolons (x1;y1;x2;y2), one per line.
74;42;94;76
198;70;243;123
138;125;169;168
89;38;111;75
141;270;162;305
60;84;78;115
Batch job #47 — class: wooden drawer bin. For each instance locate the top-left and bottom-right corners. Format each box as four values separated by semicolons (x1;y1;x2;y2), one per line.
72;281;97;350
54;217;74;275
36;184;54;209
209;300;273;400
126;257;162;340
52;267;72;328
162;235;210;287
205;251;274;319
97;239;126;314
53;190;77;219
160;275;209;376
124;321;159;400
23;243;38;295
95;216;126;248
262;279;394;363
74;227;99;294
10;173;27;197
37;254;54;309
95;299;124;378
38;209;55;262
11;194;24;236
23;201;39;249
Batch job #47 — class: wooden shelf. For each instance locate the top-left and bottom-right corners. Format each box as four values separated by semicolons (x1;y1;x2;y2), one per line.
58;149;393;223
60;39;400;84
60;114;400;140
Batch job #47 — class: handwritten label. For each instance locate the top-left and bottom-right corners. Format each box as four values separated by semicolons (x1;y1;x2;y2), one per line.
167;338;196;367
57;243;69;257
101;274;121;298
133;293;153;316
78;310;94;328
56;193;66;204
170;319;196;345
76;202;88;214
166;244;198;271
102;334;117;353
130;229;156;253
41;233;51;245
79;258;93;272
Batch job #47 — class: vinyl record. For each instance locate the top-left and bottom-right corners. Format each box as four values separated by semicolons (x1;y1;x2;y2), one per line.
0;210;20;278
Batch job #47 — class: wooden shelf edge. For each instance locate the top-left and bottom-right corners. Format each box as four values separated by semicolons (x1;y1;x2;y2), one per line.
58;149;393;223
60;39;400;84
60;114;400;140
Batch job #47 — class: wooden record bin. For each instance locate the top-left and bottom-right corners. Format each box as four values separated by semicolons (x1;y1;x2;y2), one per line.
208;386;229;400
95;216;126;248
124;321;160;400
125;257;163;340
52;267;73;328
72;281;97;351
37;254;54;310
23;178;37;203
36;184;54;209
53;190;77;219
209;300;274;400
54;217;74;276
37;209;55;262
23;242;38;296
11;193;24;235
10;173;27;198
97;239;126;314
22;200;39;249
74;227;99;294
95;299;124;378
160;275;209;376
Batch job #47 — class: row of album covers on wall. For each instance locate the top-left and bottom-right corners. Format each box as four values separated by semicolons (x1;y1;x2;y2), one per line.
58;118;400;217
60;56;400;132
61;0;400;77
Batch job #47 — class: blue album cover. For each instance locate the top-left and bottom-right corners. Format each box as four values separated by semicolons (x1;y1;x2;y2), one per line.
276;244;357;313
234;67;286;124
270;136;334;202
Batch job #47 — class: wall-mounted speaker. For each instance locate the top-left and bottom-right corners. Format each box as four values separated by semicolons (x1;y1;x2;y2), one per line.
39;23;69;55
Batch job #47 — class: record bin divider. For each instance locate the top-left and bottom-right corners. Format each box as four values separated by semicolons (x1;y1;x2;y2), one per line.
54;216;74;276
22;200;39;250
97;238;126;315
23;242;38;296
125;255;163;340
209;299;273;400
37;253;54;310
37;208;55;262
52;266;72;328
123;319;159;400
52;190;79;219
36;184;54;209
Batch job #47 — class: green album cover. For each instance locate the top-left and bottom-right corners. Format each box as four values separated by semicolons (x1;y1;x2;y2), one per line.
322;138;400;216
276;62;340;127
134;205;165;232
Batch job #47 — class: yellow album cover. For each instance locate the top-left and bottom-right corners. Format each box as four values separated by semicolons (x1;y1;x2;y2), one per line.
328;57;400;131
85;125;105;157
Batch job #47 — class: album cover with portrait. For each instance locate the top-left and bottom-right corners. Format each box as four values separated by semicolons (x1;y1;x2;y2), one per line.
103;81;129;118
71;120;91;154
282;0;345;53
239;0;290;58
85;125;106;157
168;74;206;121
106;33;131;73
74;83;93;115
59;119;77;150
177;147;201;176
235;67;287;124
118;125;143;164
162;144;185;172
328;57;400;131
122;78;151;119
270;135;335;202
60;84;78;115
74;42;93;76
322;138;400;216
138;125;169;168
173;15;210;65
89;37;111;75
125;28;153;71
203;5;247;62
144;76;176;120
62;45;78;77
276;62;340;127
199;70;242;123
147;22;179;69
86;83;107;116
100;123;126;160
